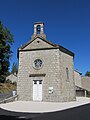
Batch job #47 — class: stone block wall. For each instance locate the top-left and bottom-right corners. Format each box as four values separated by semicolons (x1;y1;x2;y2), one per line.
17;48;76;102
60;51;76;101
81;76;90;91
74;71;82;88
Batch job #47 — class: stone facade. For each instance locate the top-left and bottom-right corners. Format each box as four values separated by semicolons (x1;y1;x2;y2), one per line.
81;76;90;91
74;70;86;97
74;70;90;92
74;70;82;88
17;22;76;102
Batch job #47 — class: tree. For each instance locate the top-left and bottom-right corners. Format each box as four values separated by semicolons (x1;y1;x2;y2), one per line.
0;21;14;82
85;71;90;77
11;62;18;75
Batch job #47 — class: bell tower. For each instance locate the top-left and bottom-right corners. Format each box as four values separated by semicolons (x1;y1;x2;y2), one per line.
32;22;46;39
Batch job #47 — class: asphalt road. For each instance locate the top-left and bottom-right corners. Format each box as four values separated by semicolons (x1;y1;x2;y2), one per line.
0;103;90;120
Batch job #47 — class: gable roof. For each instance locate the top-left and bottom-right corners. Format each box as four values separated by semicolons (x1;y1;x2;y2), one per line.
19;35;59;50
18;36;74;58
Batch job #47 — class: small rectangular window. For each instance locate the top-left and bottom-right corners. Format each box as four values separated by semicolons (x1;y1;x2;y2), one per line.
66;68;69;81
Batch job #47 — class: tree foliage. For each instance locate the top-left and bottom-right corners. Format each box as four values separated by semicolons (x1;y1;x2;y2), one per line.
11;62;18;75
85;71;90;77
0;21;14;82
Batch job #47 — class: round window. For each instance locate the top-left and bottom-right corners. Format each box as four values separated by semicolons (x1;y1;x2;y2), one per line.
34;59;43;69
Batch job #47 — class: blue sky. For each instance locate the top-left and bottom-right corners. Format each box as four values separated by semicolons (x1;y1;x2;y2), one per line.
0;0;90;75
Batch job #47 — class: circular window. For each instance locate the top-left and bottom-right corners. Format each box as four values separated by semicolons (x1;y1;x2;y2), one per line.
33;59;43;69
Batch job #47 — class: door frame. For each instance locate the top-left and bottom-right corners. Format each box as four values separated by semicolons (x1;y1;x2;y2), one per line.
33;80;42;101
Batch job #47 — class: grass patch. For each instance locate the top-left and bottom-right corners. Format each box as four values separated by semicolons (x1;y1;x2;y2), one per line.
0;83;16;93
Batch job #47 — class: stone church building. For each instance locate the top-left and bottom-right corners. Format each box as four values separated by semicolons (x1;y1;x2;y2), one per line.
17;22;76;102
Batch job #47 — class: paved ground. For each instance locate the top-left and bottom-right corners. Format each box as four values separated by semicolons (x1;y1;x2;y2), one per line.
0;103;90;120
0;97;90;113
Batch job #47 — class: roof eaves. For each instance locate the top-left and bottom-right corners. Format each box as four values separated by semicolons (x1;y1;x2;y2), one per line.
74;70;82;75
19;36;59;50
59;45;74;57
